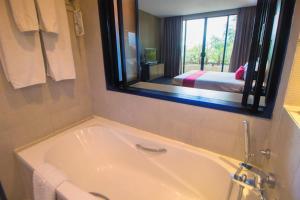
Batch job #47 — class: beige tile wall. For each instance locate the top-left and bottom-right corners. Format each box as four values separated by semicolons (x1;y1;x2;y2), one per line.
268;110;300;199
0;0;299;199
285;40;300;106
0;4;93;200
262;1;300;199
82;0;300;199
81;0;272;164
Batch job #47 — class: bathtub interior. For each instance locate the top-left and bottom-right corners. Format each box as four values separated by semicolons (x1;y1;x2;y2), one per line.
44;125;236;200
17;117;260;200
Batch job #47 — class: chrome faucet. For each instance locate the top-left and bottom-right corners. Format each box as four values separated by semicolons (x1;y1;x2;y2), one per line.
228;121;276;200
232;163;276;200
240;163;276;189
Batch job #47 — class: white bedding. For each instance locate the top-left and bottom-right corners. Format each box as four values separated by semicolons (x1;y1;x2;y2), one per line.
173;70;245;93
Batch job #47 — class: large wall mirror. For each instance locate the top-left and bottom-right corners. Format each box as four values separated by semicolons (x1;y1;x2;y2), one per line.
98;0;296;118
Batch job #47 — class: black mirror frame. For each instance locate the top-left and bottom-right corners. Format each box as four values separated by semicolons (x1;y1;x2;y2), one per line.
97;0;296;119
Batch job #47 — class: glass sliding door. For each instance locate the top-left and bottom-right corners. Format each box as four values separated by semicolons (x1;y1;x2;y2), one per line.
205;16;228;72
183;19;205;73
182;15;237;73
224;15;237;71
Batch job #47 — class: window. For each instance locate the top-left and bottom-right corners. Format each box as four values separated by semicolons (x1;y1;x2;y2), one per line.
98;0;296;118
183;15;237;73
183;19;205;73
225;16;238;71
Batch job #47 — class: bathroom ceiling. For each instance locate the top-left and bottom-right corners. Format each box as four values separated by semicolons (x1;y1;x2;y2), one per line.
138;0;257;17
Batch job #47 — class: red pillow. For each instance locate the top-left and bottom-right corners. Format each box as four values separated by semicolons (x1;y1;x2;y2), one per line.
235;66;245;80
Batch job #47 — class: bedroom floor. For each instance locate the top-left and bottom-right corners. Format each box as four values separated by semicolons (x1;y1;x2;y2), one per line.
131;82;266;107
148;77;173;85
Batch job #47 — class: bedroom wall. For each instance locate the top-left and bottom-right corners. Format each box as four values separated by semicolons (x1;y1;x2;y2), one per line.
82;0;272;163
139;10;162;61
0;2;93;199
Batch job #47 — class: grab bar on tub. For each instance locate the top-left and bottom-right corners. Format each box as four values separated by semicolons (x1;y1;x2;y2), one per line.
136;144;167;153
89;192;110;200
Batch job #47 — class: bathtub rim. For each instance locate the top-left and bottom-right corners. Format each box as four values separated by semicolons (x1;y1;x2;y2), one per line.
16;115;241;175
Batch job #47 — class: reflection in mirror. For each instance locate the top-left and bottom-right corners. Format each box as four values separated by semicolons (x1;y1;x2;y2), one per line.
121;0;138;82
101;0;295;116
126;0;262;101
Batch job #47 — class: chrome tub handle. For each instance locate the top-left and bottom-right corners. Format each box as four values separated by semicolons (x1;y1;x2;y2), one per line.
89;192;110;200
136;144;167;153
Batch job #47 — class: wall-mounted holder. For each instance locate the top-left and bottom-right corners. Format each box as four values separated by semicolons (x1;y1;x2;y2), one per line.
260;149;272;160
0;182;7;200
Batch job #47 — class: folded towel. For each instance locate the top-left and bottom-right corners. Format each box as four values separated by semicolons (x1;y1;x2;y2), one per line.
0;0;46;89
41;0;76;81
33;164;67;200
35;0;59;33
8;0;39;32
56;182;98;200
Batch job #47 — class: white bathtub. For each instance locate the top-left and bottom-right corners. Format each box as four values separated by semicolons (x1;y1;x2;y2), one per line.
17;116;245;200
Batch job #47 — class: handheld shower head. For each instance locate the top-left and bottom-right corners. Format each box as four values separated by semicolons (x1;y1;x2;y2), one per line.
242;120;254;163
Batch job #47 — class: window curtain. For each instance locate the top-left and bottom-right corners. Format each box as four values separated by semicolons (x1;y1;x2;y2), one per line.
161;16;183;77
229;6;256;72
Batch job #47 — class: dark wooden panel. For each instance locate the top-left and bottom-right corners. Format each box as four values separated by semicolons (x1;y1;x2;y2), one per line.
242;0;296;114
265;0;296;104
0;183;7;200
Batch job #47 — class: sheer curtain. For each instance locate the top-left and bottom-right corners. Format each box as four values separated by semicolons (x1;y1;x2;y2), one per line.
229;6;256;72
161;16;183;77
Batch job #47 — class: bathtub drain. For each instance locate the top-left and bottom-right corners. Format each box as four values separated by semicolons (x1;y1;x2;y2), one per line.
89;192;110;200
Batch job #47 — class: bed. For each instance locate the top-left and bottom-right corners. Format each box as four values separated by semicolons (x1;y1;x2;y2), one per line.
173;70;245;93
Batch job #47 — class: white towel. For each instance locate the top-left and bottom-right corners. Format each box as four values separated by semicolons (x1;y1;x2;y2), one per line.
35;0;59;33
56;182;98;200
33;164;67;200
8;0;39;32
0;0;46;89
39;0;76;81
